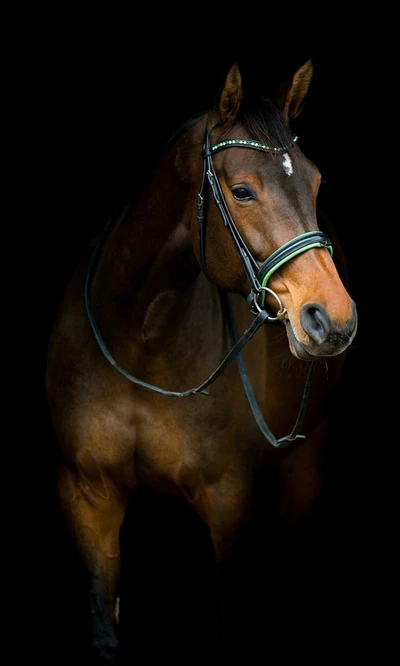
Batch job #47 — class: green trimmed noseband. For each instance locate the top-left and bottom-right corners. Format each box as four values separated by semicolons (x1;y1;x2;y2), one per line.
257;231;333;307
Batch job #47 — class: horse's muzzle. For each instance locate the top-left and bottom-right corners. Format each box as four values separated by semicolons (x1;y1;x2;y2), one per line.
285;302;358;359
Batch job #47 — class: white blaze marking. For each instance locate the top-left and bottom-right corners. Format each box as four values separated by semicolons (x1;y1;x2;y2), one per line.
282;152;293;176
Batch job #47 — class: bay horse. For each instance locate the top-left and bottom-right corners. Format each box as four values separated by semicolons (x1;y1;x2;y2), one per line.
46;58;357;663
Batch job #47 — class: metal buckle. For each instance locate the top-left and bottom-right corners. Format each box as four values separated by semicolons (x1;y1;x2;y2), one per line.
249;287;288;322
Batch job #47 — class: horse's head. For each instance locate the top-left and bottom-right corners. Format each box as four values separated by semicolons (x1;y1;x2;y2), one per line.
179;59;357;360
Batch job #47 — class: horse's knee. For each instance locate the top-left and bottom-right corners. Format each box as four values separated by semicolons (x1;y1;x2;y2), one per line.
196;483;250;563
57;461;126;614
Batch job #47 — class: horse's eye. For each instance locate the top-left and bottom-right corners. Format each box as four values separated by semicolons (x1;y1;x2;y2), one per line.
232;186;253;201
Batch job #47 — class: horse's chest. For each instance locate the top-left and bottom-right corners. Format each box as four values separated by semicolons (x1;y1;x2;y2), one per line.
133;377;263;486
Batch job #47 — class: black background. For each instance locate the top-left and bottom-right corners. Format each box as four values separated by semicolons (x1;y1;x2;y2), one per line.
17;14;388;665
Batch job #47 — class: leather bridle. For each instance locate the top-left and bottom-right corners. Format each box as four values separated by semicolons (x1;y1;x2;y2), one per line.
84;128;333;447
197;129;332;314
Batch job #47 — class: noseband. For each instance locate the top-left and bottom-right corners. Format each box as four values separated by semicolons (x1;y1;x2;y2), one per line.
84;128;333;448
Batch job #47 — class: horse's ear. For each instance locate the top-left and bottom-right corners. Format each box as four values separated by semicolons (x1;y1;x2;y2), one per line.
274;58;313;119
212;63;243;127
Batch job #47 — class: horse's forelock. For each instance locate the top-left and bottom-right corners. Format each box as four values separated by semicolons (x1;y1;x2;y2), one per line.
240;97;294;150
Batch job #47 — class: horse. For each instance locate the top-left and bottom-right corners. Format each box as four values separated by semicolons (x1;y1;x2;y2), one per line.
46;57;358;664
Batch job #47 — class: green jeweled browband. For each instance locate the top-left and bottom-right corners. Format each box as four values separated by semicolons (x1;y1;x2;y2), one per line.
204;136;298;157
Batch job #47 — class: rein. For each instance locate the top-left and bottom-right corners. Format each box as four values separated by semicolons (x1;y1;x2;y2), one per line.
84;129;332;448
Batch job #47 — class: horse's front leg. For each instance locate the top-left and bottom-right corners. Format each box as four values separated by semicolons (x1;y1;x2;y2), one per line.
196;478;260;651
198;465;319;656
58;460;128;665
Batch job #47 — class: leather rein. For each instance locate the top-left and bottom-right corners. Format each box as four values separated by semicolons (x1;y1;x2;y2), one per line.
84;129;332;448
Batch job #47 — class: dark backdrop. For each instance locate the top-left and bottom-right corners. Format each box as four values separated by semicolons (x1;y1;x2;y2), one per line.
20;19;385;665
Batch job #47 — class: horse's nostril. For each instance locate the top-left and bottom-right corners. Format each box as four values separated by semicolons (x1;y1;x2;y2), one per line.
300;303;331;344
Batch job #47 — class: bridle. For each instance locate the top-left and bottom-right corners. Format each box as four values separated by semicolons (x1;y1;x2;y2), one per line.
84;127;333;448
198;129;332;313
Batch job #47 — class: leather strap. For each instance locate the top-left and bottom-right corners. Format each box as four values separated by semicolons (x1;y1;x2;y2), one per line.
222;292;313;447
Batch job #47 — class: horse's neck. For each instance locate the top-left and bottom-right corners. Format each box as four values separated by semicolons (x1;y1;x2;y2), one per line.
92;147;195;309
91;209;222;360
